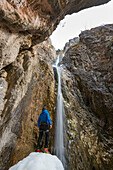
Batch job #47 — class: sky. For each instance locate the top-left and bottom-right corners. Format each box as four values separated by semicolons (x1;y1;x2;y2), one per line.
50;0;113;50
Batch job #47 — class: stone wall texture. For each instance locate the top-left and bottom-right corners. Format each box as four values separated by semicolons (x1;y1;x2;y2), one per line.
0;0;110;42
0;38;57;169
62;24;113;170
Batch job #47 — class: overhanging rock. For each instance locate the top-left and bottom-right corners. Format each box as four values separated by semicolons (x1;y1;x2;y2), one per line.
0;0;111;42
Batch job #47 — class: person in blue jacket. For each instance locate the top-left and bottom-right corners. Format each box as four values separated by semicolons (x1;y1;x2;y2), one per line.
37;106;52;153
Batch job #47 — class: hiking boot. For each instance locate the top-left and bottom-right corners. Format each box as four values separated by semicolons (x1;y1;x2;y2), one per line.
44;148;50;154
37;149;42;153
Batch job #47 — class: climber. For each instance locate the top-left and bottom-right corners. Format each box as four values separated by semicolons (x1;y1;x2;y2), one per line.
37;106;52;153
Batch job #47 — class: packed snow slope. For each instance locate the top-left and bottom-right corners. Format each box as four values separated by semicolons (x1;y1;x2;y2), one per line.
9;152;64;170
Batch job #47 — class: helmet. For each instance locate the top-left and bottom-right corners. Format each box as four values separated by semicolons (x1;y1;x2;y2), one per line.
42;106;46;111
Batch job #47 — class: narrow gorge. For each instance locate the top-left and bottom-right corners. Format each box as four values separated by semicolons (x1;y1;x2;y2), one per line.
0;1;113;170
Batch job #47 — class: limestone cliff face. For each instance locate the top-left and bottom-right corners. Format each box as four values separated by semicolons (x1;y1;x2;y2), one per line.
0;0;110;43
0;38;56;170
0;0;110;70
62;24;113;170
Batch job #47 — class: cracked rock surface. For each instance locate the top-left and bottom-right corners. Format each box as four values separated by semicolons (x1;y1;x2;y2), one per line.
62;24;113;170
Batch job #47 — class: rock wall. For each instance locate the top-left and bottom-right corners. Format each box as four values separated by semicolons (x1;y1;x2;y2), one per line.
62;24;113;170
0;0;110;43
0;38;56;170
0;0;112;170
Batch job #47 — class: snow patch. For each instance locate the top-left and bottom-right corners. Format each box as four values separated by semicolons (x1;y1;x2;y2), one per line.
9;152;64;170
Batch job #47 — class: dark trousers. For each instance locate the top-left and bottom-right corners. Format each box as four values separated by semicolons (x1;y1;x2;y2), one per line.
37;124;49;149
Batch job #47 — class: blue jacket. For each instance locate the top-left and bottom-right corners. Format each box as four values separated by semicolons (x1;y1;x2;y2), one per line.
38;109;52;127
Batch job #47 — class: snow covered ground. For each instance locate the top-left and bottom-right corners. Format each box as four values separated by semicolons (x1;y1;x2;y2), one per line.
9;152;64;170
